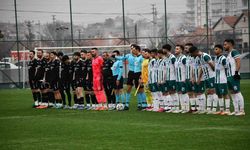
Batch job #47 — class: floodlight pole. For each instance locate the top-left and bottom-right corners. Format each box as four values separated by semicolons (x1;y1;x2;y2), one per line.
248;0;250;75
164;0;168;43
206;0;209;52
14;0;21;88
69;0;74;51
122;0;126;45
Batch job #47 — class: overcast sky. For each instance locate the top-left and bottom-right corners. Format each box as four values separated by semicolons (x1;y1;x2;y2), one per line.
0;0;187;25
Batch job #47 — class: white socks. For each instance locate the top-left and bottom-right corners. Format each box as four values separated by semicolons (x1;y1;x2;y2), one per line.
236;92;244;112
171;93;179;110
225;99;230;111
207;94;213;111
218;98;224;111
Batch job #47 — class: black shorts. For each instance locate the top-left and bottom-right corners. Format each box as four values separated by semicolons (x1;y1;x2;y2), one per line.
50;81;59;91
59;80;71;90
29;80;38;89
127;71;141;88
84;80;93;91
71;79;83;90
113;75;124;90
39;81;50;90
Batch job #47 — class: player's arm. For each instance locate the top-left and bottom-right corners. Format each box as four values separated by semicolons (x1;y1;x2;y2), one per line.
117;61;123;81
222;57;227;73
205;55;215;71
198;66;203;84
232;50;241;80
115;54;128;61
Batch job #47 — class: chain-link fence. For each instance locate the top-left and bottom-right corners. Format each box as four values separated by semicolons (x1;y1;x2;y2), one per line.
0;0;249;88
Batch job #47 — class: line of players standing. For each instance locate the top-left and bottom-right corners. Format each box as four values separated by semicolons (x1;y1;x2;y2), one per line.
28;48;122;110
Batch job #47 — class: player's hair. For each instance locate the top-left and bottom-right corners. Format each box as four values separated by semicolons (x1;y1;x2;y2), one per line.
91;47;98;51
150;48;158;53
50;51;57;56
214;44;223;50
224;39;235;46
29;50;35;55
157;49;164;54
189;46;198;53
185;43;194;47
176;44;184;50
62;55;69;62
162;44;172;51
112;50;120;55
81;49;87;53
73;52;81;57
142;48;150;53
131;44;141;51
37;49;43;53
57;51;64;57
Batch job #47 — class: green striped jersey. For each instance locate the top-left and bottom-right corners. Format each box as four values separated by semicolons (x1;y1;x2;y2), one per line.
215;55;227;84
199;52;215;79
166;54;176;81
158;57;168;83
185;55;194;80
156;58;163;83
193;56;204;82
175;54;186;82
226;49;240;77
148;58;157;84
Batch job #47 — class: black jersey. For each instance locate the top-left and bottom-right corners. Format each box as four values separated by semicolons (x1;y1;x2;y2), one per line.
44;60;51;82
28;58;37;81
85;59;93;82
102;58;114;77
35;58;47;81
49;59;60;82
60;61;72;82
72;59;85;81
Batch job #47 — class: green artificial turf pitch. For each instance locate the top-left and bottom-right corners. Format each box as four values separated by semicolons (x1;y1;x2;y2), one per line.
0;80;250;150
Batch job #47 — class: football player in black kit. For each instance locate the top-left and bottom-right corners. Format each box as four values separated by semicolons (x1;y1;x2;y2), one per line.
102;52;116;110
28;50;40;107
71;52;85;110
36;52;53;109
84;51;98;110
48;51;62;108
59;55;72;109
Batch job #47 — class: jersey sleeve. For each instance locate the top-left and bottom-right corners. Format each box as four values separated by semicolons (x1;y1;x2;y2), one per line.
182;57;186;65
231;50;240;59
117;61;123;80
222;57;227;68
204;55;211;62
171;57;176;64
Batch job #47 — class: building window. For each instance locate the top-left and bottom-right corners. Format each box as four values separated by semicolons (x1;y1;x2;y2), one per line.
243;17;246;22
244;42;248;48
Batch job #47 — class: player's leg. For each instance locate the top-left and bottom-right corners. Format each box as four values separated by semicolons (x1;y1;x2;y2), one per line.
64;82;72;108
59;81;66;107
29;80;39;107
180;82;189;113
149;83;160;112
163;83;172;112
197;81;206;114
124;71;134;110
109;79;116;109
144;84;153;109
84;80;91;110
205;78;216;113
172;82;181;113
186;80;196;112
103;77;111;109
